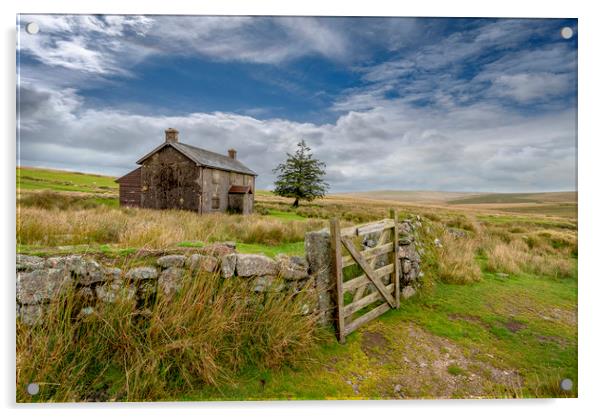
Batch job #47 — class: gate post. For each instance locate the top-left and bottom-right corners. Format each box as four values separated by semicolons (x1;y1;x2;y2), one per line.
305;229;334;326
390;209;401;308
329;218;345;343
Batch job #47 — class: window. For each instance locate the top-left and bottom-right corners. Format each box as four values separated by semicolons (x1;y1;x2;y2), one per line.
211;196;220;209
212;170;220;184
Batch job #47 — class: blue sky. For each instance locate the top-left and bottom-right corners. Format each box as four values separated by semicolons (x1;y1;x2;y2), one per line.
17;15;577;192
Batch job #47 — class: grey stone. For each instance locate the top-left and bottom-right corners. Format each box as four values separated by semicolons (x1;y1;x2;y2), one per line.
78;259;106;285
186;254;218;273
221;253;237;278
16;254;44;271
17;268;73;305
399;236;413;246
402;259;412;274
156;255;186;269
276;254;309;280
496;272;509;278
236;254;278;277
402;286;416;299
18;304;46;325
399;221;413;234
158;267;185;297
125;266;158;281
398;243;420;262
45;255;86;275
96;280;136;303
434;238;443;248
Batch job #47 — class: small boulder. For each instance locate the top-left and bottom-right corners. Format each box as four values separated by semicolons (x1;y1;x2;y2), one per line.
276;254;309;280
401;286;416;299
45;255;86;275
78;259;106;285
402;259;412;275
125;266;158;281
236;254;279;277
398;243;420;262
156;255;186;269
17;268;73;305
158;267;185;297
186;254;218;273
221;253;237;278
16;254;44;271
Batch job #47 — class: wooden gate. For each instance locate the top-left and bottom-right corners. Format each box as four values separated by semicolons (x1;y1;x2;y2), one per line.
330;210;400;343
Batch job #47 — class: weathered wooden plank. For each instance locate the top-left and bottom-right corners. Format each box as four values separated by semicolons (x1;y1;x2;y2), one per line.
344;302;391;336
343;263;394;292
344;283;395;317
390;209;400;308
330;218;346;344
342;242;394;268
340;219;395;238
341;236;396;308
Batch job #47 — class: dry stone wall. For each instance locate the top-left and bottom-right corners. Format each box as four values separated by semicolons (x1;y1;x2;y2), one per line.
16;217;423;328
305;216;424;325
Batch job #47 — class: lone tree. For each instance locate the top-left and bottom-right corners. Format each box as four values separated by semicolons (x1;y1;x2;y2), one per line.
272;140;329;208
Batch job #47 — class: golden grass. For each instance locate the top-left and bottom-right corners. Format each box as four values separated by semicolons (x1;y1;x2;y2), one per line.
17;206;325;249
17;271;319;402
481;234;576;279
436;233;482;284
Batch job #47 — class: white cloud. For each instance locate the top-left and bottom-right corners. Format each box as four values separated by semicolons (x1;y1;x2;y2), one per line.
488;72;572;103
18;84;577;192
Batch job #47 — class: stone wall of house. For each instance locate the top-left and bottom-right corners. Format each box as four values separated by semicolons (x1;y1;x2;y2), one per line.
16;217;423;327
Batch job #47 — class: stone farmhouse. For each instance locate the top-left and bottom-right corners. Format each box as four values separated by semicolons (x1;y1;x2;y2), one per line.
116;128;256;214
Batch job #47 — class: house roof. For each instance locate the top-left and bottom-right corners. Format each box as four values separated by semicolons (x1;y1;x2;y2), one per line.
115;167;141;183
136;142;257;176
229;185;253;194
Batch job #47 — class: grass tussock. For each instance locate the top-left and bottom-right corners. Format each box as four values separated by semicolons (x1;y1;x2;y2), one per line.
436;233;482;284
17;271;319;402
17;205;325;248
481;235;576;279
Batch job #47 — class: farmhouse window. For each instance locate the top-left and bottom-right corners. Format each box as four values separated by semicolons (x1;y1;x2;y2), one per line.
212;196;220;209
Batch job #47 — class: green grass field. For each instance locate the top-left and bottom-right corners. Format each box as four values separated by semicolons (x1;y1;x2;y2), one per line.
17;167;118;194
15;167;578;400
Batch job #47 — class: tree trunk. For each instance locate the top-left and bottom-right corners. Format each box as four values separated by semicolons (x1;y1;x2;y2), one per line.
292;197;299;208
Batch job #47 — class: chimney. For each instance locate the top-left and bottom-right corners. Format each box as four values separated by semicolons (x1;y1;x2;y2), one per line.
228;148;237;159
165;128;179;143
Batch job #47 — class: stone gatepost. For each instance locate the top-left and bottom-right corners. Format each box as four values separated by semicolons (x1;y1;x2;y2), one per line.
304;230;335;327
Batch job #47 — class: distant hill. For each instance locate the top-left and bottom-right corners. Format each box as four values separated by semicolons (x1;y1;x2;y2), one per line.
334;190;483;204
448;192;577;205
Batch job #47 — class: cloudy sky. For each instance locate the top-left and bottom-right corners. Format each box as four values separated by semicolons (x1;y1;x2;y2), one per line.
17;15;577;192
